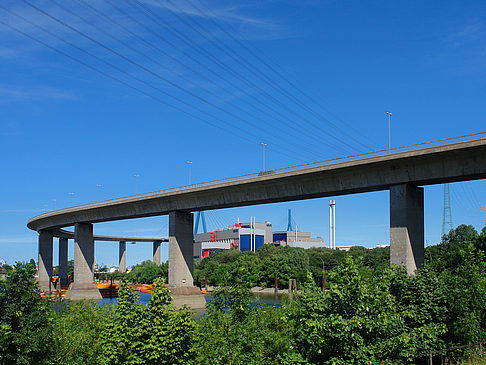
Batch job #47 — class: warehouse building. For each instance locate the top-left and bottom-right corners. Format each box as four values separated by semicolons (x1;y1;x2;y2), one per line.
193;220;324;259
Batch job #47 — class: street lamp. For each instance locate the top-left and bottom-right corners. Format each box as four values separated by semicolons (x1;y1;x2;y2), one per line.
187;161;192;184
96;184;102;201
261;142;267;171
133;174;140;194
68;192;74;207
386;112;392;154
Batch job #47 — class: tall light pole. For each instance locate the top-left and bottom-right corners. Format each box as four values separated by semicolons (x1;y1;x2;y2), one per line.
187;161;192;184
96;184;102;202
386;112;392;154
134;174;140;194
68;192;74;207
261;142;267;171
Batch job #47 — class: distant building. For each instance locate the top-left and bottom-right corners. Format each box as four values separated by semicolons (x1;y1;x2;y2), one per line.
335;245;354;252
194;221;324;259
0;266;6;280
273;230;324;249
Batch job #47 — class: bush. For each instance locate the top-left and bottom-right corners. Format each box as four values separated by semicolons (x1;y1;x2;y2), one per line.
0;261;54;365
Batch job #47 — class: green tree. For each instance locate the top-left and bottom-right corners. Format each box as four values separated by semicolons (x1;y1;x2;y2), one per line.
193;281;296;364
128;260;168;284
52;302;114;365
0;261;54;365
98;278;195;364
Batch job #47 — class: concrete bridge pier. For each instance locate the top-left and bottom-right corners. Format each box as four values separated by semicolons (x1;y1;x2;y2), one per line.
390;184;424;274
38;230;53;291
153;240;161;265
119;241;126;273
58;237;69;286
65;223;101;301
168;211;205;309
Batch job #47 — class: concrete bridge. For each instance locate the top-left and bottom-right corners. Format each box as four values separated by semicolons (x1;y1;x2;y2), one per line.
27;135;486;306
38;228;167;301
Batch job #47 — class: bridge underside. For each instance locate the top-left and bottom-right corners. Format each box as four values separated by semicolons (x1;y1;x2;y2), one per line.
33;139;486;304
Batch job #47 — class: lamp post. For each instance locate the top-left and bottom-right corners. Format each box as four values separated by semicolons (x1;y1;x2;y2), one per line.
133;174;140;194
68;192;74;207
386;112;392;154
261;142;267;171
96;184;102;202
187;161;192;184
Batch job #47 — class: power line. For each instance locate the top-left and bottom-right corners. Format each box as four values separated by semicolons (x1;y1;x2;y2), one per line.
69;0;329;160
127;0;357;155
184;0;381;150
176;0;377;151
157;0;363;153
14;0;313;162
0;9;293;161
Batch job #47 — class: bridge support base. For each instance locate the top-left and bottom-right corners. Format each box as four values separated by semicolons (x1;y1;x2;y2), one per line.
65;223;101;301
38;230;53;291
170;286;206;310
168;211;205;309
390;184;424;274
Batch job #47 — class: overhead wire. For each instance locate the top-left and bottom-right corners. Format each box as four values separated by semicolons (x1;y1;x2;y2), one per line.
127;0;356;155
0;7;293;162
168;0;374;152
13;0;312;163
71;0;330;160
185;0;382;150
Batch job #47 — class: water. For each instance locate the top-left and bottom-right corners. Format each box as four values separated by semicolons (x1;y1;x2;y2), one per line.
98;292;283;308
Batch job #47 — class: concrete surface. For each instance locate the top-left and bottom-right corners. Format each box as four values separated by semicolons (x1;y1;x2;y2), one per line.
27;139;486;232
153;241;161;265
38;230;53;291
58;237;68;286
119;241;126;273
66;223;101;300
170;286;206;309
390;184;424;274
169;211;194;287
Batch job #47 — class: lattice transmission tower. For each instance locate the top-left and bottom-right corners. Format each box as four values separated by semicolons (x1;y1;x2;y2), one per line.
441;183;453;237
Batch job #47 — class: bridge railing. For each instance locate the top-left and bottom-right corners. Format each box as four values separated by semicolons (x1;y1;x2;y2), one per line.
36;132;486;216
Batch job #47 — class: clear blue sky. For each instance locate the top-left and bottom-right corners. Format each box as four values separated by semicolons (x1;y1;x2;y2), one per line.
0;0;485;267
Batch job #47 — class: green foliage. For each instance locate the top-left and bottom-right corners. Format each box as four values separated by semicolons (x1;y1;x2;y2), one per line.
0;261;54;365
52;301;114;365
288;259;448;364
98;278;196;364
127;260;168;284
1;225;485;364
194;245;390;289
193;282;297;364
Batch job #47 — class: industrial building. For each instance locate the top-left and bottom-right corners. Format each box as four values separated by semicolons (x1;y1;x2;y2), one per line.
273;230;325;249
193;219;324;259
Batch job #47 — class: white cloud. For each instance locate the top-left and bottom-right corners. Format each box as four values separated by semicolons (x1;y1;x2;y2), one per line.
0;236;36;244
0;86;77;102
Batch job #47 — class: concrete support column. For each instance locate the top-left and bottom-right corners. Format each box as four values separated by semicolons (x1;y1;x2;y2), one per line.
38;230;53;291
65;222;101;301
58;237;69;286
119;241;126;273
153;241;161;265
168;211;205;309
169;211;194;287
390;184;424;274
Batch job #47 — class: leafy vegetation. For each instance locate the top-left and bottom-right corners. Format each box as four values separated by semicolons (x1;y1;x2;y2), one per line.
0;260;54;365
98;278;195;365
194;243;390;288
0;224;484;364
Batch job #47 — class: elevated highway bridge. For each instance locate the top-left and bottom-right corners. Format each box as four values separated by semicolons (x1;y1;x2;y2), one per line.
27;133;486;305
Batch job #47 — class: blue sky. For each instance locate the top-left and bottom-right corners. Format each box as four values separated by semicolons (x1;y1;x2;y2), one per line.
0;0;485;267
